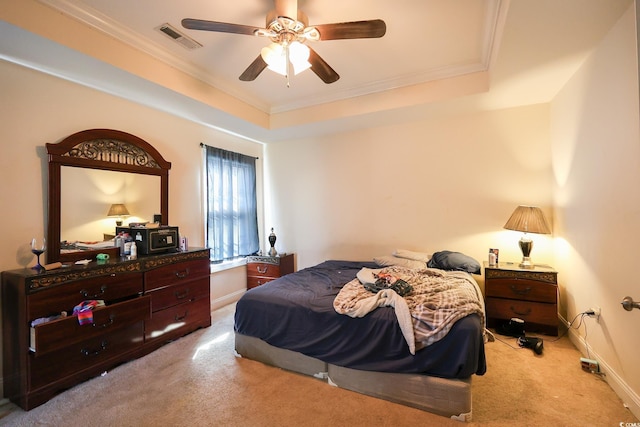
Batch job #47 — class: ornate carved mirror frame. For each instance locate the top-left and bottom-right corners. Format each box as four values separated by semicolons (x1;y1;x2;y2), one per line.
46;129;171;263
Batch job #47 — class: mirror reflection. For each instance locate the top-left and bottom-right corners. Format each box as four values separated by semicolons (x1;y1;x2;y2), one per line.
60;167;160;249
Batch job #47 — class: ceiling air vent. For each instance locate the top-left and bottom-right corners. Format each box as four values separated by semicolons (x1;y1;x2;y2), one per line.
155;23;202;50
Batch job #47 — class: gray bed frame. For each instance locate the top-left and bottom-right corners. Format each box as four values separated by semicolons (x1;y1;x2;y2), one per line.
234;332;473;422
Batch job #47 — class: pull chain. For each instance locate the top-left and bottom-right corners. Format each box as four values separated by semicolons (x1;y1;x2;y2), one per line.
285;42;291;88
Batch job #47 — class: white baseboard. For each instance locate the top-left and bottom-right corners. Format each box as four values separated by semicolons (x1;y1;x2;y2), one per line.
211;289;245;311
560;316;640;420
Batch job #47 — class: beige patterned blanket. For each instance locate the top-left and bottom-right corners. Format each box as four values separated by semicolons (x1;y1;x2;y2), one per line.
333;266;485;353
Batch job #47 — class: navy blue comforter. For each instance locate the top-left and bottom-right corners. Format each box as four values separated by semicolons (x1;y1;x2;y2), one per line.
234;260;486;378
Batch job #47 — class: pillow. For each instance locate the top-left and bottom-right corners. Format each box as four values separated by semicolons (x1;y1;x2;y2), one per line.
393;249;432;262
374;255;426;270
427;250;481;274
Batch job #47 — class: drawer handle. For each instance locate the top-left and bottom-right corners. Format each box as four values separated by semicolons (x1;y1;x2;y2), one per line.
510;285;532;296
257;266;268;274
510;306;532;316
175;289;190;300
175;268;190;279
81;285;107;298
81;340;107;357
175;310;188;321
93;314;115;329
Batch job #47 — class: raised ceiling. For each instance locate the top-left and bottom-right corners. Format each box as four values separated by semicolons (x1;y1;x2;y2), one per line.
0;0;633;142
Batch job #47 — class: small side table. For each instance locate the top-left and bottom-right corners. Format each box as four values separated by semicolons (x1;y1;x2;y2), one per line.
246;253;295;289
484;262;559;336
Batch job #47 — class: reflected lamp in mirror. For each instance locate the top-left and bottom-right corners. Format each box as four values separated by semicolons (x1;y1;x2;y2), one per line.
107;203;130;226
503;205;551;268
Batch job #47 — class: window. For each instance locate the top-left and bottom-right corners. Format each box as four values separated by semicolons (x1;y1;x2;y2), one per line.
203;145;259;262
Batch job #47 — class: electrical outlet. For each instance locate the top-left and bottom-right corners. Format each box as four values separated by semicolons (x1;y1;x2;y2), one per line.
580;357;599;373
587;306;601;321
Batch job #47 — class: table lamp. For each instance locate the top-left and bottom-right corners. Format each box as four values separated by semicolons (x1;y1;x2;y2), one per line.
107;203;130;226
503;205;551;268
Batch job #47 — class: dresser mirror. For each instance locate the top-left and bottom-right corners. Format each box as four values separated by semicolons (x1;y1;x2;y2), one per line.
60;168;160;242
47;129;171;263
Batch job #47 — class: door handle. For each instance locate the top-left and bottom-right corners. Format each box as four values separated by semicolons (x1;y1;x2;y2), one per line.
621;296;640;311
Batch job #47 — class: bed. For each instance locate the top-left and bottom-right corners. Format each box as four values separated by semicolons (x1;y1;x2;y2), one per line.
234;256;487;422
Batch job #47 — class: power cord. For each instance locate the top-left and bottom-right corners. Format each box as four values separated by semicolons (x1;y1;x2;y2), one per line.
565;311;606;378
493;333;522;350
492;311;592;351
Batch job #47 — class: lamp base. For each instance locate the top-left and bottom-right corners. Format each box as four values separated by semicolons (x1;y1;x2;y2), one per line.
519;256;534;269
518;236;535;268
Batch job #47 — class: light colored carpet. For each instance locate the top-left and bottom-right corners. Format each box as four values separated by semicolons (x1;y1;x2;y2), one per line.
1;303;637;426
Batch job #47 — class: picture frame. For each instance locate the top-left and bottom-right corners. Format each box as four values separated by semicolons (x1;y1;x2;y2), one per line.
489;248;499;265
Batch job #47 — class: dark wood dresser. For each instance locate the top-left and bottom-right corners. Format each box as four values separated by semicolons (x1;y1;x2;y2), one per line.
484;262;558;336
1;248;210;410
246;254;295;289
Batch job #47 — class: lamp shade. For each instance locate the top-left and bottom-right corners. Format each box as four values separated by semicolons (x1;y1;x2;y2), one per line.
107;203;130;217
503;205;551;235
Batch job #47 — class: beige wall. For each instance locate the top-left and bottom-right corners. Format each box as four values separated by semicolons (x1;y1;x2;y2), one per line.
265;104;554;275
550;4;640;416
0;62;264;273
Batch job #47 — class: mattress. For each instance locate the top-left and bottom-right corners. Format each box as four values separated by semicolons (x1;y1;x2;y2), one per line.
234;260;486;378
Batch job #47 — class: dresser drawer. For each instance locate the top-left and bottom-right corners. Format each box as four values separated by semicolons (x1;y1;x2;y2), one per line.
145;298;211;342
29;321;144;390
144;259;210;291
30;296;151;356
147;277;209;312
485;297;558;327
29;272;144;319
485;278;556;303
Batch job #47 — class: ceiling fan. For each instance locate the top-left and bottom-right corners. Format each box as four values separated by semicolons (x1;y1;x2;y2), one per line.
181;0;386;85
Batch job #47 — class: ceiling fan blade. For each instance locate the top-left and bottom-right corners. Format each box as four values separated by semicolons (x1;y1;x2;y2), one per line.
313;19;386;40
239;55;268;81
182;18;261;36
308;48;339;84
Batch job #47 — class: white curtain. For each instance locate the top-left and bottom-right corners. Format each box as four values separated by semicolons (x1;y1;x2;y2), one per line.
204;145;259;262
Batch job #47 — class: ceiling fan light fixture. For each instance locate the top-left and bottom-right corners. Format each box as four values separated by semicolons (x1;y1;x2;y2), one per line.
289;41;311;74
261;43;287;75
289;41;309;61
261;41;311;76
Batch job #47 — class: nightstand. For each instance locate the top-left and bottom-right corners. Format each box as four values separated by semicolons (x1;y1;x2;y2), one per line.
246;254;295;289
484;262;558;336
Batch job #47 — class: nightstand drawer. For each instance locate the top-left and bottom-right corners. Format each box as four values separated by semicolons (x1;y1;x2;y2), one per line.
247;262;283;279
246;254;295;289
484;262;558;335
247;276;276;289
485;278;556;303
486;298;558;328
